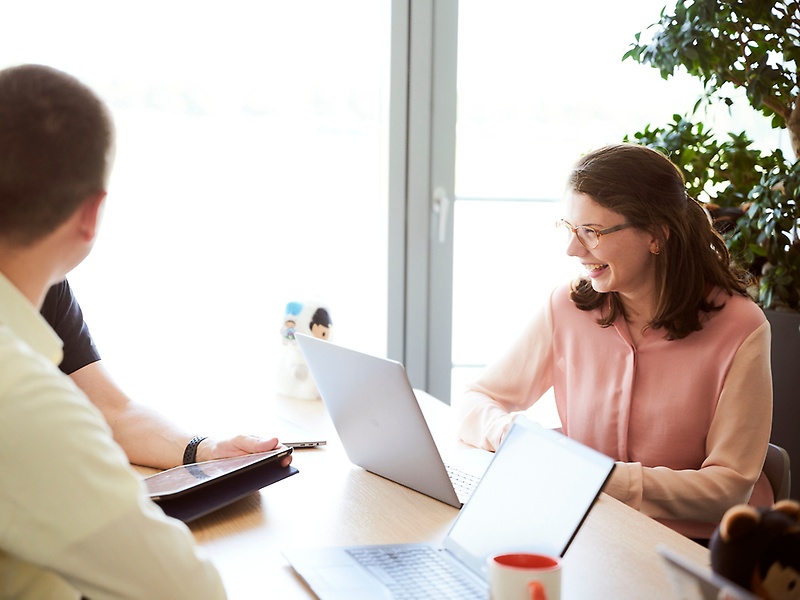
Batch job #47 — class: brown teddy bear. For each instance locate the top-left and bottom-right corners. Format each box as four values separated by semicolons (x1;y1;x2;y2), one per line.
710;499;800;600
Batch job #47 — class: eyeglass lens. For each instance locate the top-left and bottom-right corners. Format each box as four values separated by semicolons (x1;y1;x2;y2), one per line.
558;221;598;249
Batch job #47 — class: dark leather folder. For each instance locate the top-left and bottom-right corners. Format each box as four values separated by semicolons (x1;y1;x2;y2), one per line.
144;447;298;522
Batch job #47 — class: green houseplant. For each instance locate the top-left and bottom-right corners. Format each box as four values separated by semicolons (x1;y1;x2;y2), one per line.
623;0;800;499
623;0;800;311
624;1;799;156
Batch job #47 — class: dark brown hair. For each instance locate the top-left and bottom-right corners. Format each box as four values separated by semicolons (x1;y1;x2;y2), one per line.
567;143;751;340
0;64;113;246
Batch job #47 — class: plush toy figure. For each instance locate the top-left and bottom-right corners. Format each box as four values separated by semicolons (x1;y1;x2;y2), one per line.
710;499;800;600
276;300;332;400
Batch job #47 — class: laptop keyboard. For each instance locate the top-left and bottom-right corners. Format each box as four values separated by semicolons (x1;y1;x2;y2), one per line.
346;546;486;599
445;464;481;501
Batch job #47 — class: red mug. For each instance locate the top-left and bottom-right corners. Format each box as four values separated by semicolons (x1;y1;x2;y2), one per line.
488;552;562;600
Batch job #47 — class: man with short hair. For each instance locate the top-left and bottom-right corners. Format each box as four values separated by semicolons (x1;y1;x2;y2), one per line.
0;64;226;599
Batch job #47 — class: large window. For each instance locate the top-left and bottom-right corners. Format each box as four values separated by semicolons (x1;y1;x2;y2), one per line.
4;2;790;423
3;2;391;430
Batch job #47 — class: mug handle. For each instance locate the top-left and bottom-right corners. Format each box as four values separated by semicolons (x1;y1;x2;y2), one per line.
528;581;547;600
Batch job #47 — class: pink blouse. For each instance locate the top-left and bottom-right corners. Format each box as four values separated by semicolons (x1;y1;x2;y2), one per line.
458;284;773;539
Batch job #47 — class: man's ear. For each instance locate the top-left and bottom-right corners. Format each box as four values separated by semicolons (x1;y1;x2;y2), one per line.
77;191;107;242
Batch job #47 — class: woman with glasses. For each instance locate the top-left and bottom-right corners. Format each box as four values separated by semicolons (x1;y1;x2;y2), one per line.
458;143;772;542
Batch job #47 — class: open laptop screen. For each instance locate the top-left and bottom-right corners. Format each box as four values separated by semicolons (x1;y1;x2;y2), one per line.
443;417;615;578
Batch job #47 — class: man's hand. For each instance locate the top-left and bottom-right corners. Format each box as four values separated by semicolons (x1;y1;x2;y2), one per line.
195;435;293;467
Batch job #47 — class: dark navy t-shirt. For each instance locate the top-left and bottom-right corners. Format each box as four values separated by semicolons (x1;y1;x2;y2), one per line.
40;280;101;375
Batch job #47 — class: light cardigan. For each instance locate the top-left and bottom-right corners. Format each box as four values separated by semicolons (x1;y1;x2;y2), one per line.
458;284;773;539
0;273;225;600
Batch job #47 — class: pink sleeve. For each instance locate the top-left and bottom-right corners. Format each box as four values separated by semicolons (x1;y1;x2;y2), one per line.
457;294;556;451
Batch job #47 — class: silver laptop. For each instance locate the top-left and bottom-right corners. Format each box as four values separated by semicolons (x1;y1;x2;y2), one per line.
283;417;615;600
295;333;490;507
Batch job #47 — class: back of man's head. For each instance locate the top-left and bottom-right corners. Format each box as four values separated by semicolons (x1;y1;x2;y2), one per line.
0;64;114;247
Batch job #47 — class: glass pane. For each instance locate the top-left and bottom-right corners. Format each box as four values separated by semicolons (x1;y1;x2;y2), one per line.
455;0;785;201
451;0;786;410
2;1;390;427
452;201;578;365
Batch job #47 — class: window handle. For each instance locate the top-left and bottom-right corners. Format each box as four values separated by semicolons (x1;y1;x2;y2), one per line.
432;186;450;244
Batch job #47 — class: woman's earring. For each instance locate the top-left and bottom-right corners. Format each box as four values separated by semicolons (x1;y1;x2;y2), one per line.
650;244;661;255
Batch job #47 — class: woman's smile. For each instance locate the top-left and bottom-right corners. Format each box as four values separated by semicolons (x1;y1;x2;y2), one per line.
583;262;609;277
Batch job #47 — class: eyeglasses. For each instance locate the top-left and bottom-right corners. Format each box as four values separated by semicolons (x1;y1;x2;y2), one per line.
555;219;632;250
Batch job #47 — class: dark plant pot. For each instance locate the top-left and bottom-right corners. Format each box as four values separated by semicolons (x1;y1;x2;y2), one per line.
764;308;800;500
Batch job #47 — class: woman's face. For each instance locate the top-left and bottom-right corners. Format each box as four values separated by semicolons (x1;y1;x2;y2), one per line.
563;190;658;307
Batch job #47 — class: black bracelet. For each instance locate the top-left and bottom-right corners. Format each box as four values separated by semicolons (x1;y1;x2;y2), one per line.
183;436;207;465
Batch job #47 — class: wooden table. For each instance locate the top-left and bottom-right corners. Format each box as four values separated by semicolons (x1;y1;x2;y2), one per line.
153;391;710;599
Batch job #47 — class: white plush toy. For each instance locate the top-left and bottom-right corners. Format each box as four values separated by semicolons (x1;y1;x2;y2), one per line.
276;300;332;400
